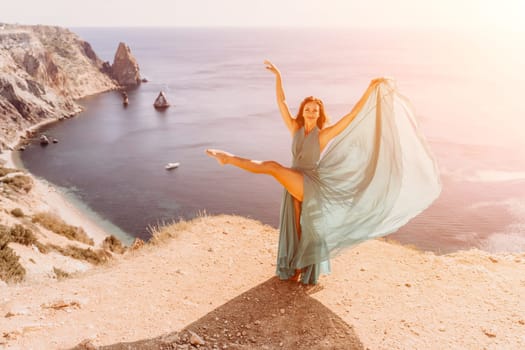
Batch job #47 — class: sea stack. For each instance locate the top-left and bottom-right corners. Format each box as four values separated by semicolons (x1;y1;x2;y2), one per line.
153;91;170;109
111;42;141;87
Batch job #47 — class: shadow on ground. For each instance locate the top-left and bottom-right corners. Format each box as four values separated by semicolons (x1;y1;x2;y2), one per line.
74;277;363;350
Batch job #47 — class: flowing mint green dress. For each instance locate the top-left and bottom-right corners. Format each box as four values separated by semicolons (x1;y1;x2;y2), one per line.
276;80;441;284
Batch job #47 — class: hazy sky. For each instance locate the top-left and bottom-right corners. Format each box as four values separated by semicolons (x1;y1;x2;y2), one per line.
1;0;524;31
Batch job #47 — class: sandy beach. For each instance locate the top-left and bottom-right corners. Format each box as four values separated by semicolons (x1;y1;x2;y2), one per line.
1;121;112;246
0;120;130;286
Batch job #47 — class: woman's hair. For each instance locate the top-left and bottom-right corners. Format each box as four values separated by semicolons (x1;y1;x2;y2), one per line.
295;96;328;129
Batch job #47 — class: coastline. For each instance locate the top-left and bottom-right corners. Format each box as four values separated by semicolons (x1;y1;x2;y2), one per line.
1;117;62;168
0;115;123;246
1;23;131;251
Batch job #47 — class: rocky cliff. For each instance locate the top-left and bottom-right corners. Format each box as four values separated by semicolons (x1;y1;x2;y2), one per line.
0;24;118;150
0;24;136;285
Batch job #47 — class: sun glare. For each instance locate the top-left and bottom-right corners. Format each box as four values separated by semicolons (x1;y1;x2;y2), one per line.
476;0;525;32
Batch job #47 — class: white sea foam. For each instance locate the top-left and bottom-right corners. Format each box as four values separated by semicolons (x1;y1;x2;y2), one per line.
466;170;525;183
471;199;525;252
480;230;525;253
470;198;525;221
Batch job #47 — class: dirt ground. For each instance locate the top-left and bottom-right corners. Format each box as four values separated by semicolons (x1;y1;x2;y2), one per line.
90;278;363;350
2;215;525;350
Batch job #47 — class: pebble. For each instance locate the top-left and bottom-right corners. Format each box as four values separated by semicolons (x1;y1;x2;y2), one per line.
4;306;30;318
482;328;496;338
189;331;206;346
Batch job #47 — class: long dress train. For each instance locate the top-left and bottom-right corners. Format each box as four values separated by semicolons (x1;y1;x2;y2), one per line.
276;79;441;284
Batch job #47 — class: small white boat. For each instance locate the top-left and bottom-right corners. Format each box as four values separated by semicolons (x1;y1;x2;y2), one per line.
165;162;180;170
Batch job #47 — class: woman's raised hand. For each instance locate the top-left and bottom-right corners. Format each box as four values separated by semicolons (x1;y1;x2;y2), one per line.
371;77;387;86
264;59;281;77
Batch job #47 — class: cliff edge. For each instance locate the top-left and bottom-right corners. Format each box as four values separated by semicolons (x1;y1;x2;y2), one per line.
1;215;524;349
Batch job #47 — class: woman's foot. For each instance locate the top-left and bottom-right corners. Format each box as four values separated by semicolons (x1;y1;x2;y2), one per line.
206;149;233;165
290;269;302;282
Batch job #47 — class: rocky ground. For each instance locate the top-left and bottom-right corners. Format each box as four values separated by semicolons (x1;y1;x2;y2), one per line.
91;277;363;350
1;215;524;349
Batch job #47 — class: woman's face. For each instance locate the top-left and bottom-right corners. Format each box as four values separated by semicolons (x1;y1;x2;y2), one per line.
303;101;320;122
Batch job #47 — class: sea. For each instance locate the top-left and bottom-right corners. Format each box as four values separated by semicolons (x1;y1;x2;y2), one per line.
19;27;525;253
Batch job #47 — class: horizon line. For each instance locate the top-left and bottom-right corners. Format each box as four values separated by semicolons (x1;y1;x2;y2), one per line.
3;22;518;32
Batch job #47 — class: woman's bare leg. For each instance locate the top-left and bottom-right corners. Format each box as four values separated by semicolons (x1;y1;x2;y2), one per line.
207;148;305;282
206;149;304;201
293;198;302;241
290;197;303;282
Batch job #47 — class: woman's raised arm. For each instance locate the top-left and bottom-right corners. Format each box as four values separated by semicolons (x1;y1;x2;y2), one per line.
264;60;298;134
319;78;385;149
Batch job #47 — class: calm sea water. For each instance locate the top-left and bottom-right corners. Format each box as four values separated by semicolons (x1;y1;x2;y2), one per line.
20;27;525;253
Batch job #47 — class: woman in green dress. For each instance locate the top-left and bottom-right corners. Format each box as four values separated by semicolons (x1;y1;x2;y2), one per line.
206;60;441;284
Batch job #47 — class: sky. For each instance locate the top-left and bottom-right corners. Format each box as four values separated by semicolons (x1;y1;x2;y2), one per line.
1;0;524;31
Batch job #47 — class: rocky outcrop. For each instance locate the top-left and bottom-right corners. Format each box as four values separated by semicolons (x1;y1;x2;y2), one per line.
153;91;170;109
111;42;141;86
0;24;119;150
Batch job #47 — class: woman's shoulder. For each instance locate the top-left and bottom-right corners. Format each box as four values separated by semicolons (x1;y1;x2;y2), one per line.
291;122;303;134
318;124;331;134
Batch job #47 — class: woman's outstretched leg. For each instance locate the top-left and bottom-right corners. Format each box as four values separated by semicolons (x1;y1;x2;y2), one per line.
207;148;305;282
206;149;304;201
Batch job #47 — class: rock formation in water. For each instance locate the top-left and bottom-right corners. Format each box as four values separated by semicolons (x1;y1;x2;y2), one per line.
0;23;119;150
111;42;141;87
153;91;170;109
